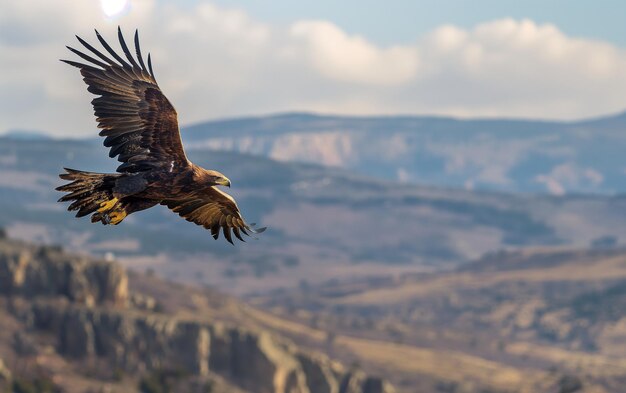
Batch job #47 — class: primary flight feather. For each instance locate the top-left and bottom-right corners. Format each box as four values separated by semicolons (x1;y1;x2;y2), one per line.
56;27;265;243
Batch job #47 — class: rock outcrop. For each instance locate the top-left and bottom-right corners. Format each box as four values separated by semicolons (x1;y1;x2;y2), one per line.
0;238;395;393
296;352;342;393
25;302;394;393
0;239;127;307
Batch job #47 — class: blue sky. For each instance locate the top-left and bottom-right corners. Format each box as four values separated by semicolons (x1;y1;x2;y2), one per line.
196;0;626;47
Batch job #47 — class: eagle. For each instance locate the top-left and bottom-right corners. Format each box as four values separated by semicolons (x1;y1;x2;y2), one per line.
56;27;265;243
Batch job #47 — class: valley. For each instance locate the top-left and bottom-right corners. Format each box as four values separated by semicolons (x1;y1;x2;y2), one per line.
1;135;625;296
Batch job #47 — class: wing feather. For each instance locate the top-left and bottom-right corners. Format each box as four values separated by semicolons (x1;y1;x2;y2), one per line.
223;227;233;244
66;46;109;69
64;27;188;173
233;227;245;242
60;59;100;72
117;26;141;69
75;34;118;66
147;53;155;78
134;30;148;72
162;187;264;243
95;29;130;67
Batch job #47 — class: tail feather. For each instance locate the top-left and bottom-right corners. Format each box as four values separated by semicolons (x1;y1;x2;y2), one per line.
56;168;123;222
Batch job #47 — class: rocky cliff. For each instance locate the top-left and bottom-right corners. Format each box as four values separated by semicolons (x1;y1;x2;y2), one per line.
0;238;394;393
0;239;127;307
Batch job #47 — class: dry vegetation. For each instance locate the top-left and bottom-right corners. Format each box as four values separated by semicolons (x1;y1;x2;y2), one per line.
249;247;626;392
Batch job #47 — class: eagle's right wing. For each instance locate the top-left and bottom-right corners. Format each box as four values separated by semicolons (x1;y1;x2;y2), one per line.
62;27;189;174
162;187;266;244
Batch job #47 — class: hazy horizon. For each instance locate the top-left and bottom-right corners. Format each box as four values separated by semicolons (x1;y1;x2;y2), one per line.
4;107;626;139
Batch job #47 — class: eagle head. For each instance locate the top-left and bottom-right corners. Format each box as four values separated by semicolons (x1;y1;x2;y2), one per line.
195;167;231;188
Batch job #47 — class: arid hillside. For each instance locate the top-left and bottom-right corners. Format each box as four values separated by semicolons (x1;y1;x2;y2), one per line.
251;246;626;393
0;234;394;393
3;234;607;392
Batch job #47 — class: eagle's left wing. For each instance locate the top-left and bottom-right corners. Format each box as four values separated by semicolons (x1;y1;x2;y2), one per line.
162;187;266;244
62;27;189;174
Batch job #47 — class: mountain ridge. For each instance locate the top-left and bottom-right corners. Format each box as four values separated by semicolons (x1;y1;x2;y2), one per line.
5;109;625;194
179;110;626;195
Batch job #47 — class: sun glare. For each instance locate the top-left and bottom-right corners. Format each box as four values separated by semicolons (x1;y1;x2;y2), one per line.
100;0;129;18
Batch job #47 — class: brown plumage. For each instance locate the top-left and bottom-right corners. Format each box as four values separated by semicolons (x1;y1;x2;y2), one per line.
56;27;265;243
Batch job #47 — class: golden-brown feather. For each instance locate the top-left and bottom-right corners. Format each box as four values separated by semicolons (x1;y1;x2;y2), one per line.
162;186;264;244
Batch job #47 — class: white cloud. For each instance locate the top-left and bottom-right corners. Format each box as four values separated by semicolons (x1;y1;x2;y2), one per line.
290;20;418;85
2;2;626;137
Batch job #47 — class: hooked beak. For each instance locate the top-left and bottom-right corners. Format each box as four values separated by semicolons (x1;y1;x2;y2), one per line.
216;177;231;187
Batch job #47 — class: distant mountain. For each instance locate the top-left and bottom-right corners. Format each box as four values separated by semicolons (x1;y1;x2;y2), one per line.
1;129;51;140
1;136;626;296
182;111;626;195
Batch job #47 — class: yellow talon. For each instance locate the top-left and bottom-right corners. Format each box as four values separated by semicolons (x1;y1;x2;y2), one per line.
108;210;127;225
97;197;119;213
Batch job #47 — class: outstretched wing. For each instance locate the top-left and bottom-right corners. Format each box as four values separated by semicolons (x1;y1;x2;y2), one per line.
162;188;266;244
62;27;189;173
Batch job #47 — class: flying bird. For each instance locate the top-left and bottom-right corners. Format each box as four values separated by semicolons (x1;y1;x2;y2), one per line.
56;27;265;243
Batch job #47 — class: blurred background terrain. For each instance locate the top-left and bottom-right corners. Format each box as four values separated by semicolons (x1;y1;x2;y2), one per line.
2;1;626;392
2;110;626;393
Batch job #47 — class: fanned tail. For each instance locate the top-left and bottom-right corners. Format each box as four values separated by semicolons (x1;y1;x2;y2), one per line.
56;168;127;225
